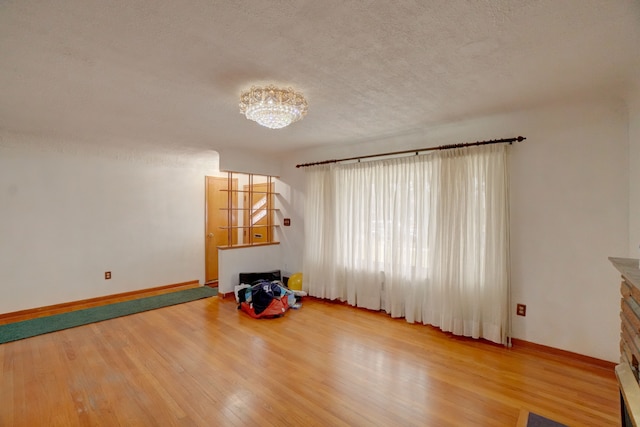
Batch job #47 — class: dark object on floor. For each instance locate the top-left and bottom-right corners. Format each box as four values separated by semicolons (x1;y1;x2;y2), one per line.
238;270;282;285
527;412;567;427
0;286;218;344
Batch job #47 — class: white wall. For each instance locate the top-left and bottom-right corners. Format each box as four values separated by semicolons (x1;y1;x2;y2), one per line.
0;133;287;313
218;245;282;295
629;93;640;257
218;147;281;177
275;173;305;278
508;102;628;362
278;100;629;362
0;132;222;313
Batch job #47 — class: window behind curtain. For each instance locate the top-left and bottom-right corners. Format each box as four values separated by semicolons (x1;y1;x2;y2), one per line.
303;144;510;345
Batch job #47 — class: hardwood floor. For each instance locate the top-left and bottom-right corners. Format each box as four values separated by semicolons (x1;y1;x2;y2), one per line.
0;296;618;426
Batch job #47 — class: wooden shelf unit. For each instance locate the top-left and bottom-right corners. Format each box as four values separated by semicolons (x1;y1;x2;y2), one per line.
219;172;279;247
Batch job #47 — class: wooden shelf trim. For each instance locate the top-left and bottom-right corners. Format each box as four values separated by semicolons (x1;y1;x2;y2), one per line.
217;242;280;250
218;225;280;230
219;208;280;211
220;189;279;195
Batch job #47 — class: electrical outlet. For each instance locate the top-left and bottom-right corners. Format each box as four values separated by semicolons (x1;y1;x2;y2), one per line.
516;303;526;316
105;271;111;280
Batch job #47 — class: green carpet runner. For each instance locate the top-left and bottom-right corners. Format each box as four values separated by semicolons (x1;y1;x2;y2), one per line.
0;286;217;344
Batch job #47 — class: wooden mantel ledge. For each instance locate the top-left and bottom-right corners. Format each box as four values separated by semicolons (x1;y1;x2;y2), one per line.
609;257;640;289
616;363;640;426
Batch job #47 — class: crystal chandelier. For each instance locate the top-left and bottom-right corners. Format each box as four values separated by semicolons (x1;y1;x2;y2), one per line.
239;85;308;129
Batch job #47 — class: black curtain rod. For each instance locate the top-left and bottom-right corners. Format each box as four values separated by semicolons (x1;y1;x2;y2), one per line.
295;136;527;168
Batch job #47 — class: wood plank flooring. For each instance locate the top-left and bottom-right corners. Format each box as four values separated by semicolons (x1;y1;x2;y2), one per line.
0;296;618;426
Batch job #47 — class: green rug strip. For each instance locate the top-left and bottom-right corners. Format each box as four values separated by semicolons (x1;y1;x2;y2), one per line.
0;286;217;344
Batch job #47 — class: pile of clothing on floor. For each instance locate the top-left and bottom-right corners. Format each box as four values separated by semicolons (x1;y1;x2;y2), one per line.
235;276;306;319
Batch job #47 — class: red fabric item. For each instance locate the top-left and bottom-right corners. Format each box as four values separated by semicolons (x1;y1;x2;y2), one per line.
240;297;289;319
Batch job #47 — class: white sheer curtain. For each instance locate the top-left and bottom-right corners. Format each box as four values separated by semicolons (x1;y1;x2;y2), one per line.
303;144;510;344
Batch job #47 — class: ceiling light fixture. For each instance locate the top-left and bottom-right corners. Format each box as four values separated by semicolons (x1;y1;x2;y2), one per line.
239;85;308;129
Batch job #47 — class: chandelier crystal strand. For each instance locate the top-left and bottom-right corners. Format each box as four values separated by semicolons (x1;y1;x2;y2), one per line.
239;85;308;129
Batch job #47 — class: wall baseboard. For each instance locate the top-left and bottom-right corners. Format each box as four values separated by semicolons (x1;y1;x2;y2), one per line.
0;280;201;325
511;338;616;371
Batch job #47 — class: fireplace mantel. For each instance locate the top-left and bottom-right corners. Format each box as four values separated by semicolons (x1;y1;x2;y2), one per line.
616;364;640;426
610;257;640;290
610;257;640;426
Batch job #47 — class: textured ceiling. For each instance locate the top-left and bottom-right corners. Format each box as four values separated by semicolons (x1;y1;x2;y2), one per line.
0;0;639;154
